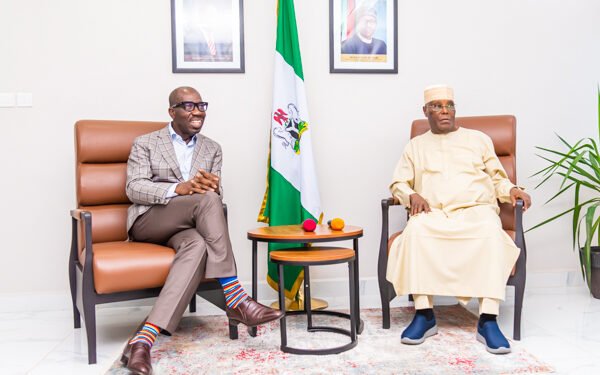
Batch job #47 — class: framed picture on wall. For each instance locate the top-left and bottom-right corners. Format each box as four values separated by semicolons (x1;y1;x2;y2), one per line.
329;0;398;74
171;0;245;73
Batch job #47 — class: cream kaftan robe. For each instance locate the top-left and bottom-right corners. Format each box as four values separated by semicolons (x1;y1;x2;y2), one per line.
385;127;520;301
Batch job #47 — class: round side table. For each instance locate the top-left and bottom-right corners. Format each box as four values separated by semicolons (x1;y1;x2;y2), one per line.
247;224;364;337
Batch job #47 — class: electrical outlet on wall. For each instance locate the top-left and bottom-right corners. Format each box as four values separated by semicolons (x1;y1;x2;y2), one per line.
0;93;16;107
16;93;33;107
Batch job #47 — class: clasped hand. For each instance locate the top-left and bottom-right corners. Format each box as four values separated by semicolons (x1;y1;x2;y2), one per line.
175;169;219;195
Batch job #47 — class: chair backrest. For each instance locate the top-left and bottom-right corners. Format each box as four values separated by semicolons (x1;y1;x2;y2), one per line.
410;115;517;231
75;120;166;244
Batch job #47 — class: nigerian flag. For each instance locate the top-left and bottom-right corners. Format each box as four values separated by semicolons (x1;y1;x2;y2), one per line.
258;0;322;299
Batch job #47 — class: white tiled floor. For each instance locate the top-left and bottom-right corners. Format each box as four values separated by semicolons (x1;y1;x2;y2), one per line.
2;286;600;374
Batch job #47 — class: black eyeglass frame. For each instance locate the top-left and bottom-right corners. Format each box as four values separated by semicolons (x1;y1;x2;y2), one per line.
426;103;457;112
171;101;209;112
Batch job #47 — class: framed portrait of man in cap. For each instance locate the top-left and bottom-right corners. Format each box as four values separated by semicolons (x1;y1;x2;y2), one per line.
329;0;398;73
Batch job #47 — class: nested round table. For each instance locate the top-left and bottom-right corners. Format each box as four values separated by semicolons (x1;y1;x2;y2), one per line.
246;224;364;337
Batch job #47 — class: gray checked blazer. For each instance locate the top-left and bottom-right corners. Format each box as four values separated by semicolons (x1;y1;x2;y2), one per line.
126;124;223;232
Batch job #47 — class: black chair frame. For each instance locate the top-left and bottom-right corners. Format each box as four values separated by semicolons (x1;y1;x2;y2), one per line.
377;198;526;340
69;204;238;364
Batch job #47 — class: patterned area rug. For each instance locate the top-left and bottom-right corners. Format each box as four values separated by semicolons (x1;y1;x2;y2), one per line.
107;305;553;374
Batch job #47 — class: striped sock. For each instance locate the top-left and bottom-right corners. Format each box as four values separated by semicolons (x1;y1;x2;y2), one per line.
218;277;249;309
129;322;160;348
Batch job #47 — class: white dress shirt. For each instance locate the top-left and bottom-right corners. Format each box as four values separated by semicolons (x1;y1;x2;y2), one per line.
165;123;197;197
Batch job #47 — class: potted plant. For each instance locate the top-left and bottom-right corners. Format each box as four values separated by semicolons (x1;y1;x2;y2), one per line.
530;89;600;297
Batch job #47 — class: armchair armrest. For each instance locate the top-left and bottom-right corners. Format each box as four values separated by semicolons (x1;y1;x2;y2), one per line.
513;199;526;272
382;197;400;207
380;197;403;250
379;198;404;283
70;209;85;220
69;208;96;299
378;197;405;308
514;199;524;239
69;209;94;268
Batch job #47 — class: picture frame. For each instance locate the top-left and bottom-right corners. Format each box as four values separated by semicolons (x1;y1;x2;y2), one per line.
171;0;245;73
329;0;398;74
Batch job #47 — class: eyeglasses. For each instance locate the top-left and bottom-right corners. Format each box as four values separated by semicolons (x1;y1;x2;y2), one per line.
426;103;456;113
171;101;209;112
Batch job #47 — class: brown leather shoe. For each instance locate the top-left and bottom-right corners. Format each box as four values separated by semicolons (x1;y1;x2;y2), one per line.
226;298;284;327
121;342;152;375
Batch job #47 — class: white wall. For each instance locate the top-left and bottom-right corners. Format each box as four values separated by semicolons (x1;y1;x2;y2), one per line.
1;0;599;294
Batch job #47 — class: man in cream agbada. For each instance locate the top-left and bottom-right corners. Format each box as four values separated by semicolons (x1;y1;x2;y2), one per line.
386;85;531;354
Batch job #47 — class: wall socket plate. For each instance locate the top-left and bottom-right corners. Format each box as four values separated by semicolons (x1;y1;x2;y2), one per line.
0;93;16;107
16;93;33;107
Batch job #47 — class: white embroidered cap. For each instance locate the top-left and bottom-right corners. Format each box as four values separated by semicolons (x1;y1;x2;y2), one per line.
424;85;454;104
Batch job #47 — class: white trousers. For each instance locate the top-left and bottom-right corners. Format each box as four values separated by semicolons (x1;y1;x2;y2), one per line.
413;294;500;315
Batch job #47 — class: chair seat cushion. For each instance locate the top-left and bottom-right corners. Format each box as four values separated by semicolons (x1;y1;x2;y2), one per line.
92;241;174;294
387;230;517;276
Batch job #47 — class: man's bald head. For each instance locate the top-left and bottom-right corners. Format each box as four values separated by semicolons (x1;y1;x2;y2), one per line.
167;86;205;142
169;86;200;106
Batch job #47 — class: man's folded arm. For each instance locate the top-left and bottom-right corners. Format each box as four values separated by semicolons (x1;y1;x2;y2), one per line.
390;147;417;207
165;184;178;199
481;135;519;203
126;141;173;205
209;146;224;198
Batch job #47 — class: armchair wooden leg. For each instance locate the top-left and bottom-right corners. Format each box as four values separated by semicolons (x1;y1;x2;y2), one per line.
72;305;81;329
69;267;80;329
196;283;239;340
378;273;395;329
83;301;97;364
189;294;197;313
229;324;239;340
380;287;391;329
513;282;525;341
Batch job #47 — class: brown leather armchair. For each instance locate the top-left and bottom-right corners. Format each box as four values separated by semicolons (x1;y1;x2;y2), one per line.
377;115;527;340
69;120;237;364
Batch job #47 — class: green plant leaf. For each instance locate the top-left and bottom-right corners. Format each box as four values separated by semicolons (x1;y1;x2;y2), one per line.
556;134;578;151
548;141;597;171
527;206;576;232
530;156;559;178
583;204;599;289
544;182;575;204
589;137;599;154
555;172;600;192
534;168;559;189
588;152;600;180
584;203;599;248
531;88;600;292
534;147;600;186
576;215;586;282
527;197;600;233
573;183;581;247
560;152;586;189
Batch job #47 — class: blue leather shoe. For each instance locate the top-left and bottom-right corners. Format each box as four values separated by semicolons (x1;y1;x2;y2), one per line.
401;314;438;345
476;320;511;354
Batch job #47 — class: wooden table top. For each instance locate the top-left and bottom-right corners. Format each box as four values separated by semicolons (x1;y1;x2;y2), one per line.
247;224;363;241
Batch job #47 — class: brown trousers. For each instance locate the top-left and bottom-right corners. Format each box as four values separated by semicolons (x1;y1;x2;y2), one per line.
129;192;237;333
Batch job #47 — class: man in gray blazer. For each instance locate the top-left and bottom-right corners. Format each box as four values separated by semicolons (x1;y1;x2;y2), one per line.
122;86;282;375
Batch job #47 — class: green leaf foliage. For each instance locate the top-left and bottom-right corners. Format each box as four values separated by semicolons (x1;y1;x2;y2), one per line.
529;89;600;289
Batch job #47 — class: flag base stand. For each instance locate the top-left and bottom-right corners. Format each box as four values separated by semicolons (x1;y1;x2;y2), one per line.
270;297;328;311
270;283;328;310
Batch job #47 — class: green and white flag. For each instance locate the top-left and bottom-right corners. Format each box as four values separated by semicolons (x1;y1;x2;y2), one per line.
258;0;323;299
